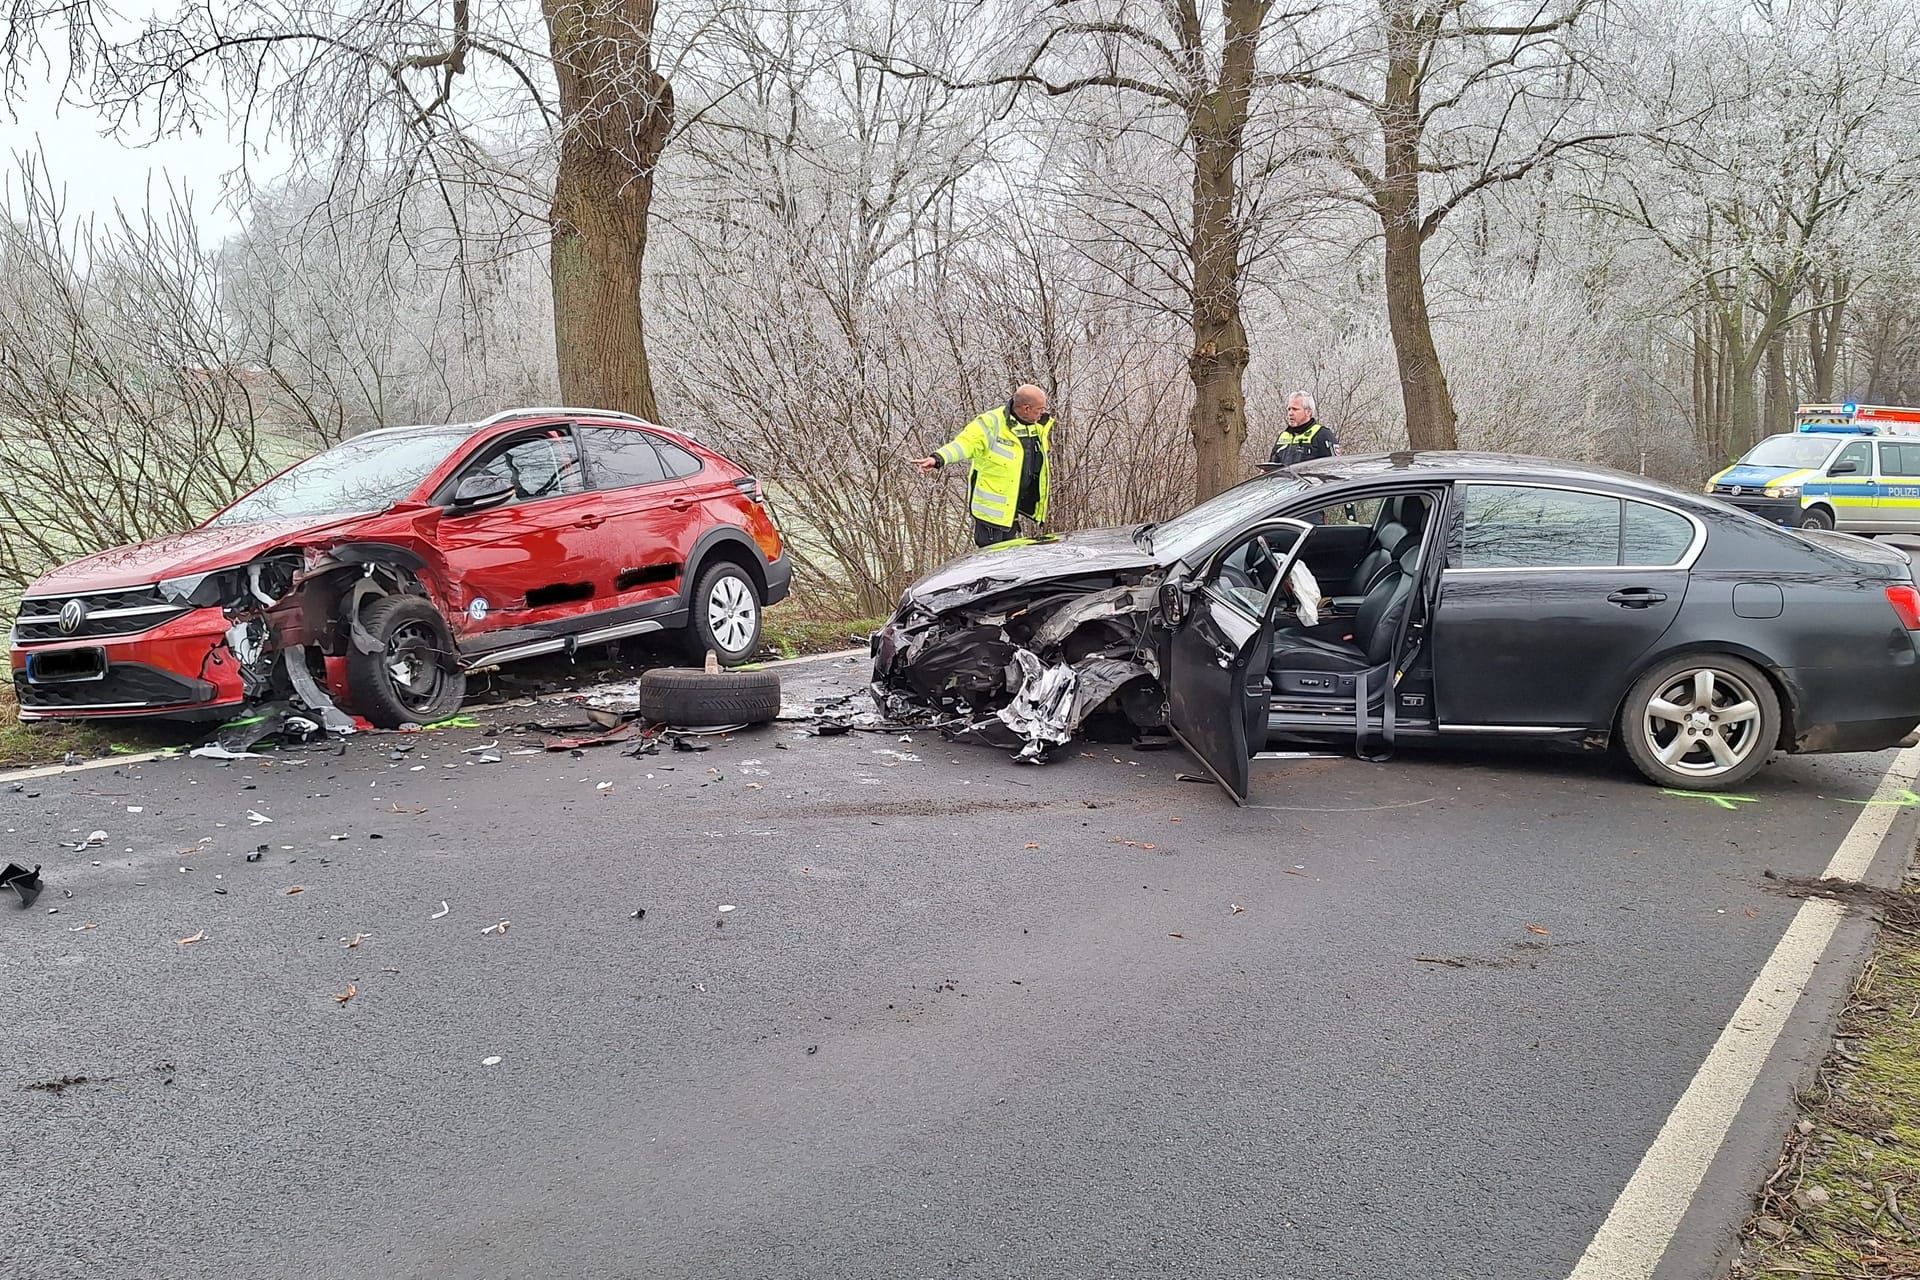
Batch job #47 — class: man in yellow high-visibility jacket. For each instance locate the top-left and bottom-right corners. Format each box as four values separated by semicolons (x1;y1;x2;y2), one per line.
913;384;1056;547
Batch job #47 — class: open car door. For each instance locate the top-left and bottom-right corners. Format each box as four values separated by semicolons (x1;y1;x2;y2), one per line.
1160;519;1315;804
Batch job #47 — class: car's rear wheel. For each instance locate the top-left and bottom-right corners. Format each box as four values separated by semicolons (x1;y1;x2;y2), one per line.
1798;508;1835;531
347;596;468;728
681;561;763;665
1619;654;1779;790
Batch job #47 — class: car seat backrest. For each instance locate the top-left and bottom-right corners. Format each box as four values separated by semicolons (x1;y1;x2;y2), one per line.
1343;521;1409;596
1358;541;1422;664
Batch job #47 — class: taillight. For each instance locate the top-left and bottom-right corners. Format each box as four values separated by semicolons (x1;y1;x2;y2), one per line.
1887;584;1920;629
732;475;765;503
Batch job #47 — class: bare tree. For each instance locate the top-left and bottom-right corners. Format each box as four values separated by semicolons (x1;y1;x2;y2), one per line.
865;0;1318;500
1274;0;1620;450
9;0;675;419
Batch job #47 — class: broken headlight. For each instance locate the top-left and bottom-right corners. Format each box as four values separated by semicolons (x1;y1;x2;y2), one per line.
159;554;302;610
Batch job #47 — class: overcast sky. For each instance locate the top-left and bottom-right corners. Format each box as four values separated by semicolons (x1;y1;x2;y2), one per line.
1;41;254;241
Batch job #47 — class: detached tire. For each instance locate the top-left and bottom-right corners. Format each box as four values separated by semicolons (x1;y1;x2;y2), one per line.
635;667;782;728
346;595;468;728
1618;653;1779;791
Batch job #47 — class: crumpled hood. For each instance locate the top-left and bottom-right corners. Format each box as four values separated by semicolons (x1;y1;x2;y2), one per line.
24;514;371;596
904;525;1161;608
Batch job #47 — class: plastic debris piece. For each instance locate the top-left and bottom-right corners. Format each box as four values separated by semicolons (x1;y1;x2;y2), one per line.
176;931;207;946
2;863;45;908
285;886;305;895
717;904;737;913
68;922;98;931
481;1056;502;1066
334;983;357;1006
421;714;482;731
629;908;646;920
245;846;266;862
431;901;450;919
461;740;501;754
342;933;370;949
480;920;510;934
1230;903;1245;915
246;810;273;825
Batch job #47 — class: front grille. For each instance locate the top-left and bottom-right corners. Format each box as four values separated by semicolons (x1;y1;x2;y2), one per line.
12;585;194;643
14;662;214;711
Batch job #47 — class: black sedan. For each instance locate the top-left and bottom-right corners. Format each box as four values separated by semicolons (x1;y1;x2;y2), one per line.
871;452;1920;802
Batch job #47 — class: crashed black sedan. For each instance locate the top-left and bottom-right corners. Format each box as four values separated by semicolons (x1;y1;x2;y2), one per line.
872;452;1920;801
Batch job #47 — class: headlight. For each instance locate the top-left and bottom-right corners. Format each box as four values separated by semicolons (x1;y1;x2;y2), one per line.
157;568;247;609
1765;486;1801;499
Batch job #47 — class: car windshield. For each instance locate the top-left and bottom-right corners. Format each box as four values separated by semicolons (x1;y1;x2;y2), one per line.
1739;434;1838;470
1144;475;1311;562
208;428;470;527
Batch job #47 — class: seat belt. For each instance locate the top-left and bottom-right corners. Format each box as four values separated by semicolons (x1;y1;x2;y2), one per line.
1354;668;1396;763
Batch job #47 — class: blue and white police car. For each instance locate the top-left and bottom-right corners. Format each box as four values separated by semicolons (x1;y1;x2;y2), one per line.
1706;403;1920;532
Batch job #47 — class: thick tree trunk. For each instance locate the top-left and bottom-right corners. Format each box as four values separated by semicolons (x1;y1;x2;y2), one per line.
1808;280;1845;402
1182;0;1265;502
1762;331;1790;438
544;0;673;420
1378;4;1458;452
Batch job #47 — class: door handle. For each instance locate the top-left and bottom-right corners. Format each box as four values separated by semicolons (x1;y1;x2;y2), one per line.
574;514;605;529
1606;588;1667;608
669;498;694;512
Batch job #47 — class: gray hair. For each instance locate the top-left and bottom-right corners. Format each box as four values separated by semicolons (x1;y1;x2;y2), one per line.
1287;391;1317;416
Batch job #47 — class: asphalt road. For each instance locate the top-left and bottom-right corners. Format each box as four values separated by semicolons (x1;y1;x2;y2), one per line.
4;653;1914;1280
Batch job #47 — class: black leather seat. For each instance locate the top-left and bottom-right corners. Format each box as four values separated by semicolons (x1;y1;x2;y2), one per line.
1272;543;1419;674
1337;521;1410;599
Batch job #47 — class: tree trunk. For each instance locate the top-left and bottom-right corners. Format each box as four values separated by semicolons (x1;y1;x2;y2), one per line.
1808;279;1845;401
1378;5;1457;452
544;0;673;420
1181;0;1265;502
1762;330;1790;438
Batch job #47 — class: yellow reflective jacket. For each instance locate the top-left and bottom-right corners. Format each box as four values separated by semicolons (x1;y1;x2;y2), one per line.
934;404;1055;527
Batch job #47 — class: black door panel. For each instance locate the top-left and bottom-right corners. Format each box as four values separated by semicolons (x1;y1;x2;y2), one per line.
1433;570;1688;726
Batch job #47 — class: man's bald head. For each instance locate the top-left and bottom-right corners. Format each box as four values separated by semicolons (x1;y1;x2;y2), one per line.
1011;384;1049;423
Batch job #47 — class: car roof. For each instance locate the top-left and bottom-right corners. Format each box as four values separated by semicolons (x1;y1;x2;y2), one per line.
346;409;696;447
1285;450;1704;504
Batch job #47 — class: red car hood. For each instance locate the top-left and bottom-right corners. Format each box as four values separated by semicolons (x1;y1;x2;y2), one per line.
24;514;374;597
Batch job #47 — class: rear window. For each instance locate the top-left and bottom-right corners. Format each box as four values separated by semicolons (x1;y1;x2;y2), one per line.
656;440;705;479
581;427;671;489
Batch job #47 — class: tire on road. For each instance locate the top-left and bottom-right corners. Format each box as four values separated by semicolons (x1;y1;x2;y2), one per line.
346;595;469;728
635;666;782;728
1618;652;1780;791
1798;507;1835;531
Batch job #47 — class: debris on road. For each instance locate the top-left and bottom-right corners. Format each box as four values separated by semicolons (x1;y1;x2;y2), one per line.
285;886;305;895
431;901;450;919
480;920;510;934
2;862;45;908
481;1055;502;1066
334;983;358;1006
246;847;265;862
342;933;369;948
176;931;207;946
246;810;273;825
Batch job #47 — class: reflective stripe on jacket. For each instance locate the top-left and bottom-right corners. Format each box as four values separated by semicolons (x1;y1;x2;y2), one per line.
935;404;1054;527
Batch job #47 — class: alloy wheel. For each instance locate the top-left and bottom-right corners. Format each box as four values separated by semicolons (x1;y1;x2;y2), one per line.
1640;666;1765;778
707;574;757;655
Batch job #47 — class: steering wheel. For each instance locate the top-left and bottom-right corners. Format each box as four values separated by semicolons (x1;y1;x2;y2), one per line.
1245;534;1280;593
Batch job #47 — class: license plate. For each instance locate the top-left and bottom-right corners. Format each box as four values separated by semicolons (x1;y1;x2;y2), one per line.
25;648;107;683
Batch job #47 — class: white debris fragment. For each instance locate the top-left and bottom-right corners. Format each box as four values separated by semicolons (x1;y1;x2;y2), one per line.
246;810;273;825
481;1056;502;1066
717;904;737;913
480;920;511;934
431;901;450;919
461;741;500;754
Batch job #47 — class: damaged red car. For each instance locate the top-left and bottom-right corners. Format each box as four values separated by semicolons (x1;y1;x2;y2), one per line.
10;407;790;727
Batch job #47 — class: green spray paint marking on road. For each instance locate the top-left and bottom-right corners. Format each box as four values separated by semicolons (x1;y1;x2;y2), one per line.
1660;789;1760;810
1839;788;1920;808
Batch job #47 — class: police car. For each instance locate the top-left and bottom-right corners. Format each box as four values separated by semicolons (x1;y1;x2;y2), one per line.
1706;403;1920;532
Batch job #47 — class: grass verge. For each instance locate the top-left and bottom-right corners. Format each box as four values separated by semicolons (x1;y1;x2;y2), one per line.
1732;885;1920;1278
0;684;195;768
761;614;887;660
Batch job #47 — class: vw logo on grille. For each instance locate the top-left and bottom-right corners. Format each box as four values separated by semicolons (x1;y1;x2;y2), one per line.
57;599;89;634
1729;486;1744;496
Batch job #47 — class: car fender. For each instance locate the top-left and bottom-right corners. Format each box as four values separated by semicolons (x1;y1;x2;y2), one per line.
680;526;772;602
1608;639;1802;749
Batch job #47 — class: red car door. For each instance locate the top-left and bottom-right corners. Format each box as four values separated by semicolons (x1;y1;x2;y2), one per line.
570;425;700;614
428;426;604;635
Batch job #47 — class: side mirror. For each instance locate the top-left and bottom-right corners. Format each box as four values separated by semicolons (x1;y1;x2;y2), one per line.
1158;578;1195;627
1829;460;1859;476
448;473;515;511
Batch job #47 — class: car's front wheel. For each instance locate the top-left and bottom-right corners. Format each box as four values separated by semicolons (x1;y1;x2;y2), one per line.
1798;507;1835;531
1619;654;1779;790
681;561;763;665
346;595;468;728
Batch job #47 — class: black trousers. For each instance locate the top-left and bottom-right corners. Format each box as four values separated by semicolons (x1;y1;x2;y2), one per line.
975;516;1040;547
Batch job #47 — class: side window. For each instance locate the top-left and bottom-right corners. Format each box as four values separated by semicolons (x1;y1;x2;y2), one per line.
463;430;586;503
1458;485;1621;569
1622;501;1697;567
655;440;705;480
580;426;670;489
1881;442;1920;478
1832;441;1872;475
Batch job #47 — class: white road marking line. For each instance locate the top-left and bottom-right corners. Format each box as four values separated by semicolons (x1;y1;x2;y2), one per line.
0;750;178;783
1567;744;1920;1279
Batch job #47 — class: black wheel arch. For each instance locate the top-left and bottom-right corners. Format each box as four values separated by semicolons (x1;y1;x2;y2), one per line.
1608;642;1800;751
680;528;770;606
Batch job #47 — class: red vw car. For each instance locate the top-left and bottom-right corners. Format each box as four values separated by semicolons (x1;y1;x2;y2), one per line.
9;407;790;727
